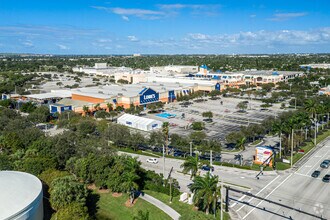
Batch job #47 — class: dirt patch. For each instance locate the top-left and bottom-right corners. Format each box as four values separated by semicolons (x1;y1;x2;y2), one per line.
99;188;110;194
112;192;123;197
87;184;97;190
193;206;199;211
125;198;138;207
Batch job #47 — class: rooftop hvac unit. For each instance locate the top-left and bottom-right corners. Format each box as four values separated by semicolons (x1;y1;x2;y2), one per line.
118;93;123;96
98;91;104;94
159;84;164;86
122;88;127;91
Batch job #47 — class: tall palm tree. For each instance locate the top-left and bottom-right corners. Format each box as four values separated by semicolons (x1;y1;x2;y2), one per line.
82;105;89;116
94;103;100;111
121;171;139;204
181;154;201;179
107;103;113;112
272;121;285;158
162;122;169;154
304;99;318;118
235;137;246;150
190;172;219;215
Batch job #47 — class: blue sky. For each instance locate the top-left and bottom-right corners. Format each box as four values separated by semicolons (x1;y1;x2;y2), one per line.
0;0;329;54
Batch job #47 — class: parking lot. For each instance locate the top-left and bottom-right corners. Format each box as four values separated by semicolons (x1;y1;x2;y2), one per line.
147;96;287;143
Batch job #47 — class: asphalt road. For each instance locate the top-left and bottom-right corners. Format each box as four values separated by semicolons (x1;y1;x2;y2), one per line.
234;137;330;220
120;151;279;206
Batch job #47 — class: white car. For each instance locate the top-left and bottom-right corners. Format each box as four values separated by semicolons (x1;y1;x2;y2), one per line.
146;158;158;164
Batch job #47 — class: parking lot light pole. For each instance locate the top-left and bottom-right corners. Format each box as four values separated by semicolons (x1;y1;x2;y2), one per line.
190;142;192;156
163;144;165;185
291;129;294;168
210;150;213;168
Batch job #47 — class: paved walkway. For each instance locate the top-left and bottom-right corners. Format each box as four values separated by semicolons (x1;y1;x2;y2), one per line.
139;193;181;220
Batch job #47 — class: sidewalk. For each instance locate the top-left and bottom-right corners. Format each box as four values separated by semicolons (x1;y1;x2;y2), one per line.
139;193;181;220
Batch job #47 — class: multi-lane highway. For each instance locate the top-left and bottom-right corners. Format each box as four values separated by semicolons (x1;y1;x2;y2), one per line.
120;137;329;220
234;137;330;220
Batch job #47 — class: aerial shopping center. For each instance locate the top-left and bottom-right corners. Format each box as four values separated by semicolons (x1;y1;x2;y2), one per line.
2;64;303;115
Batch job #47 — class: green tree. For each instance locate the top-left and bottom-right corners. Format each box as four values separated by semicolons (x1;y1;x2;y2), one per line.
202;111;213;120
180;154;202;179
235;137;246;150
191;122;205;131
236;102;248;112
304;99;318;118
133;210;150;220
50;202;89;220
162;122;169;154
50;176;88;211
190;172;219;215
82;105;89;116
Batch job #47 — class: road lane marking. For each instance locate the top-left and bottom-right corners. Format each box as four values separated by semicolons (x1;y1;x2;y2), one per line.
236;175;281;212
304;149;330;175
242;173;293;219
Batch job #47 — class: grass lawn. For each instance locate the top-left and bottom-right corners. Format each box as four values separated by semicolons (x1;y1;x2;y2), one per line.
96;192;171;220
143;190;230;220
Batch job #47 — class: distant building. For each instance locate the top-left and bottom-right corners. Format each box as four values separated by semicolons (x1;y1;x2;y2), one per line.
319;85;330;96
117;113;162;131
300;64;330;69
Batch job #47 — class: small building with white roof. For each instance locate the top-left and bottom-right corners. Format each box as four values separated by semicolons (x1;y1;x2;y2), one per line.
117;113;163;131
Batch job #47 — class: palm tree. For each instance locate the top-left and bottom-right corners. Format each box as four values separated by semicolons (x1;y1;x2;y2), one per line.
109;111;118;121
94;103;100;111
162;122;169;154
190;172;219;215
181;154;201;179
235;137;246;150
121;171;139;204
304;99;318;118
82;105;89;116
107;102;113;112
272;121;285;158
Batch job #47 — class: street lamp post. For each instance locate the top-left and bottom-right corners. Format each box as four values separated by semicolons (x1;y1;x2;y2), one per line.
190;142;192;156
163;144;165;185
291;129;294;168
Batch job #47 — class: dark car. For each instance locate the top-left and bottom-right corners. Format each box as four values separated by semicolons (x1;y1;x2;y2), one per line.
311;170;321;178
322;174;330;183
201;165;214;172
320;160;330;168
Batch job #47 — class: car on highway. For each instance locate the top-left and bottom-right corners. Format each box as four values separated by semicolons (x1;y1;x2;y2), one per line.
320;160;330;168
311;170;321;178
201;165;214;172
322;174;330;183
146;158;158;164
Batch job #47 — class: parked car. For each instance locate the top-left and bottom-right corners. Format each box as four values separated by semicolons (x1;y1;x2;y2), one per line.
320;160;330;168
201;165;214;172
311;170;321;178
146;158;158;164
322;174;330;183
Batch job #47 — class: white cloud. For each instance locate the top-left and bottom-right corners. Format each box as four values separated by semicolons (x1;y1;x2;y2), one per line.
122;15;129;21
127;35;139;42
250;14;256;18
56;44;70;50
270;12;307;21
92;6;164;20
92;4;220;20
185;28;330;47
21;40;34;47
